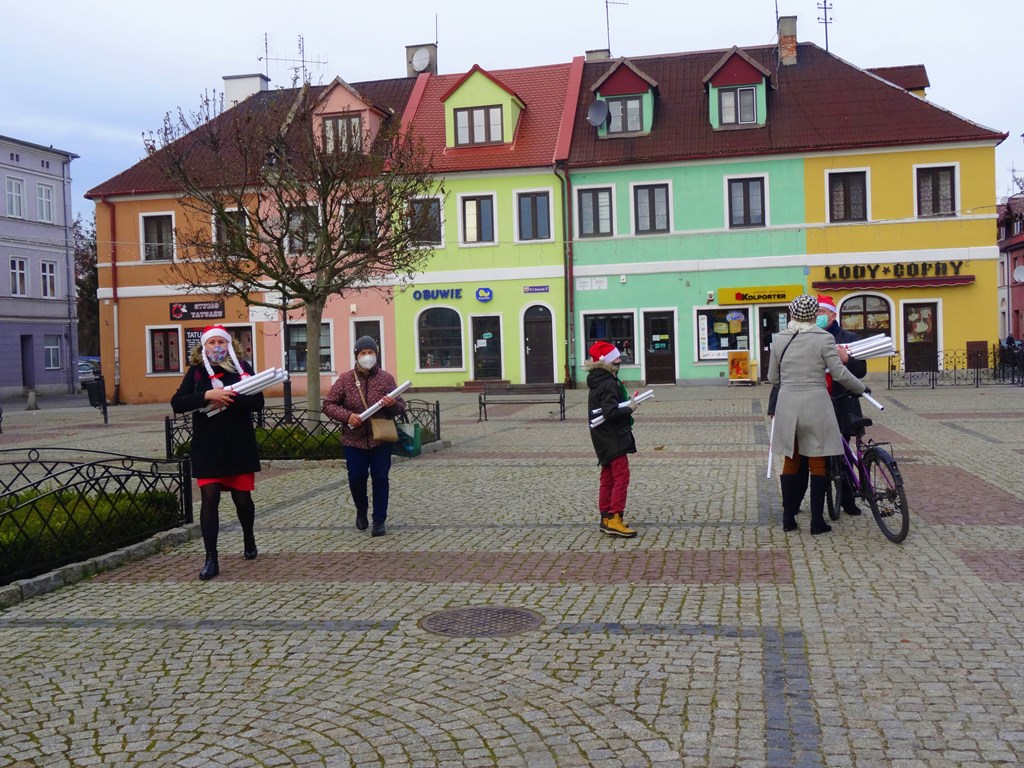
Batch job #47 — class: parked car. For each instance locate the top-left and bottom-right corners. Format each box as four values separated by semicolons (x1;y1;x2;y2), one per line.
78;360;101;390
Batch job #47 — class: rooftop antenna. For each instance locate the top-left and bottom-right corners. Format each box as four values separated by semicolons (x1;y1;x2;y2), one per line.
605;0;628;53
258;34;328;84
817;1;835;52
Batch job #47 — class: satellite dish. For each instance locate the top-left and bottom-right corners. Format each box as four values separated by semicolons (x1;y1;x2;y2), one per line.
1014;266;1024;283
412;47;432;73
586;100;609;127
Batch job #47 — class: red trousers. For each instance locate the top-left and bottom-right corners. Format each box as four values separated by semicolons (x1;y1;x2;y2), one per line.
598;454;631;514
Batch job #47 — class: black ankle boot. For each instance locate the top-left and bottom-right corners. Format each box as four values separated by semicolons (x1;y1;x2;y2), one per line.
199;553;219;580
243;531;258;560
809;476;832;535
779;474;800;532
355;509;369;531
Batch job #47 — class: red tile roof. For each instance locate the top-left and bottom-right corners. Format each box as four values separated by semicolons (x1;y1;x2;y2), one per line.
405;62;574;173
86;78;417;199
567;44;1005;168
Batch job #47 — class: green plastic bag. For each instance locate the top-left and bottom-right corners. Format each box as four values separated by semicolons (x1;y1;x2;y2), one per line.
393;421;422;458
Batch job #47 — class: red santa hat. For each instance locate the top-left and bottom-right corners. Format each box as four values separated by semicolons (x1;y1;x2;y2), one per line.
817;295;837;313
199;324;247;386
589;340;622;364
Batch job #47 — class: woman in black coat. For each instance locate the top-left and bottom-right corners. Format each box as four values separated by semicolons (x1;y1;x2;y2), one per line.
170;325;264;580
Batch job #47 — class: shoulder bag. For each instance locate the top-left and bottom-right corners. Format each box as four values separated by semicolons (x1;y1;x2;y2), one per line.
355;372;399;442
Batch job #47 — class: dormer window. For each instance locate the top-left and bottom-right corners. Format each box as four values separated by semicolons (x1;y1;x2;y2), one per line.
324;114;362;153
607;96;642;134
455;106;503;146
719;87;756;125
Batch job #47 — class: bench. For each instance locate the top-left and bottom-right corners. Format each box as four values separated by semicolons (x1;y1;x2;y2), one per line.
478;383;566;422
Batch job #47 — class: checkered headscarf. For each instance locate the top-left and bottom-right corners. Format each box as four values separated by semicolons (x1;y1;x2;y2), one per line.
788;294;819;323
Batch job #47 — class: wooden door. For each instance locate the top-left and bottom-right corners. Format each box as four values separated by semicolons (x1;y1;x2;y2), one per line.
903;302;938;373
523;305;554;383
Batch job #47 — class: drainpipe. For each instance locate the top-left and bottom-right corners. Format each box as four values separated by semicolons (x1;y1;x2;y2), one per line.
61;158;76;394
101;195;121;405
554;161;576;388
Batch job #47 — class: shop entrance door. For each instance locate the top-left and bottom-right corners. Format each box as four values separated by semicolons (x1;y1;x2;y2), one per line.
471;316;503;380
759;306;790;381
903;302;938;373
523;305;554;383
643;311;676;384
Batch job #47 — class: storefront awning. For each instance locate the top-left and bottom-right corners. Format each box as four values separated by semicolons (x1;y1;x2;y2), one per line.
811;276;975;290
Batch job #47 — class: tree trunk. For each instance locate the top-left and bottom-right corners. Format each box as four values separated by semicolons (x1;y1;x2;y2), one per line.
303;299;326;417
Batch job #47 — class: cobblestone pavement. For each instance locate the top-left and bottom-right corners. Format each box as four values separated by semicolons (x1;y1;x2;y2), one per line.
2;384;1024;767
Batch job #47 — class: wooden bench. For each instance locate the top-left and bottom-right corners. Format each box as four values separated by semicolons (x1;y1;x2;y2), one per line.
478;383;566;422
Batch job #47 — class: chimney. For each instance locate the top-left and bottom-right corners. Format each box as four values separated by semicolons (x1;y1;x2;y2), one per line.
586;48;611;62
406;44;438;76
778;16;798;65
222;74;271;106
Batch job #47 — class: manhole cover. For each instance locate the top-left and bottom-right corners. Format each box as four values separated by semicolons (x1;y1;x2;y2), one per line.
419;605;543;637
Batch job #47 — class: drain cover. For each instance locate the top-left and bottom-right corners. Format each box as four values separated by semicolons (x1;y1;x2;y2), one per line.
419;605;543;637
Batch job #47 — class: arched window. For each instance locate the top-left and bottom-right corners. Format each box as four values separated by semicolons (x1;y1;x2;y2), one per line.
418;308;463;369
839;295;891;340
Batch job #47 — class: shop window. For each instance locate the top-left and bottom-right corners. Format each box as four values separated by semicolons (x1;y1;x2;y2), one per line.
150;328;180;373
583;313;636;365
839;295;891;341
696;307;750;361
287;322;332;373
418;307;463;368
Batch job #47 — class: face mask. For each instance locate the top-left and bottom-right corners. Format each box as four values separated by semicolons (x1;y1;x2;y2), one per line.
815;315;830;329
357;354;377;370
207;346;228;363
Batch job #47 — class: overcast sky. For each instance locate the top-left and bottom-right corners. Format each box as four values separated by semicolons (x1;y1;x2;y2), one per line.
3;0;1020;217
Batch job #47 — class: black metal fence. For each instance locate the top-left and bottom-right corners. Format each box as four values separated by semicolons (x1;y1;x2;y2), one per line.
0;448;192;586
887;344;1024;388
165;399;441;461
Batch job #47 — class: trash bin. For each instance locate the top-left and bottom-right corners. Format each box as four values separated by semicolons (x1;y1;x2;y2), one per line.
394;421;422;458
84;376;107;408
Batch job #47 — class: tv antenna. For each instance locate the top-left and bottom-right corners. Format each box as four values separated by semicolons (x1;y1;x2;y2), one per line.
605;0;628;53
817;2;835;51
259;34;328;84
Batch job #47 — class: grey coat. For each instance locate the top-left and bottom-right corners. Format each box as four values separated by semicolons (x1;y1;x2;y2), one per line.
768;324;866;458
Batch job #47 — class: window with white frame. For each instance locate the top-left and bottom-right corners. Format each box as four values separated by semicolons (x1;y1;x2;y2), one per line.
44;335;61;370
324;114;362;153
461;195;494;243
409;198;442;245
728;178;765;228
917;166;956;217
10;257;27;296
719;87;756;125
149;328;180;373
696;307;750;361
286;322;332;373
634;184;669;234
578;187;613;238
517;191;550;241
41;261;57;298
343;201;376;252
142;214;174;261
607;96;642;134
6;177;24;218
286;205;318;253
418;307;463;368
37;183;54;223
454;106;503;146
829;171;867;222
213;208;248;257
583;313;636;365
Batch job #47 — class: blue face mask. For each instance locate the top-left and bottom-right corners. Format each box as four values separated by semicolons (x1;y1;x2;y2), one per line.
815;315;830;329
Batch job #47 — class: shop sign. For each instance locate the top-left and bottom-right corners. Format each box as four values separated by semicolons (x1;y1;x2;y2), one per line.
823;260;965;280
523;285;549;293
412;288;462;300
718;285;803;305
170;301;224;321
476;287;493;302
184;327;205;357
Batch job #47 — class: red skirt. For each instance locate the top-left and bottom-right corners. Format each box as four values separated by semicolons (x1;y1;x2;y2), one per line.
197;473;255;492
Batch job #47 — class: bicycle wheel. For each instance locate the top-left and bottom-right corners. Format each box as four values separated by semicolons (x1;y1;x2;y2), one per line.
825;456;844;521
862;447;910;543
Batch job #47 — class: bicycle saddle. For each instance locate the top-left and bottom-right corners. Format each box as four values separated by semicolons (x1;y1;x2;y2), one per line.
849;417;873;432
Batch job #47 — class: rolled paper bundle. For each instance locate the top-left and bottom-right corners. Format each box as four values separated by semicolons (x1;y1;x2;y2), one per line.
590;389;655;427
349;380;413;428
205;369;289;416
844;335;894;360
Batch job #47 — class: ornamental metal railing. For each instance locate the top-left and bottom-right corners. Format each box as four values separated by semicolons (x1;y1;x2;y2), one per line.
0;448;192;586
887;344;1024;388
165;399;441;461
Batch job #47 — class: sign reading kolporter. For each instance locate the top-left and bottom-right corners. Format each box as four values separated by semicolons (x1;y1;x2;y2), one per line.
717;285;803;306
170;301;224;321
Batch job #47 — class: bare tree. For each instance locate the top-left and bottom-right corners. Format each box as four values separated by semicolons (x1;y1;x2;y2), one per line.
143;84;443;412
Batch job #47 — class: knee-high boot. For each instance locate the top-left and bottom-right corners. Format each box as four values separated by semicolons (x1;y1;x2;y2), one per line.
810;475;832;535
779;474;800;532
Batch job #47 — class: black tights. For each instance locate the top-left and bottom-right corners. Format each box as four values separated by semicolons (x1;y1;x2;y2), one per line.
199;484;255;556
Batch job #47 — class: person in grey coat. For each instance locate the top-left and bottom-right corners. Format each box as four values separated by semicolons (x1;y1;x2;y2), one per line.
769;294;867;535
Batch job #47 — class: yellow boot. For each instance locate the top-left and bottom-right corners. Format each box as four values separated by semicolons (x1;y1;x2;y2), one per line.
600;512;637;538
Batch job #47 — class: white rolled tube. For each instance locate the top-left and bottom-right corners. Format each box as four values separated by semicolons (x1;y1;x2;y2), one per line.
766;416;775;479
349;380;412;428
862;391;885;411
